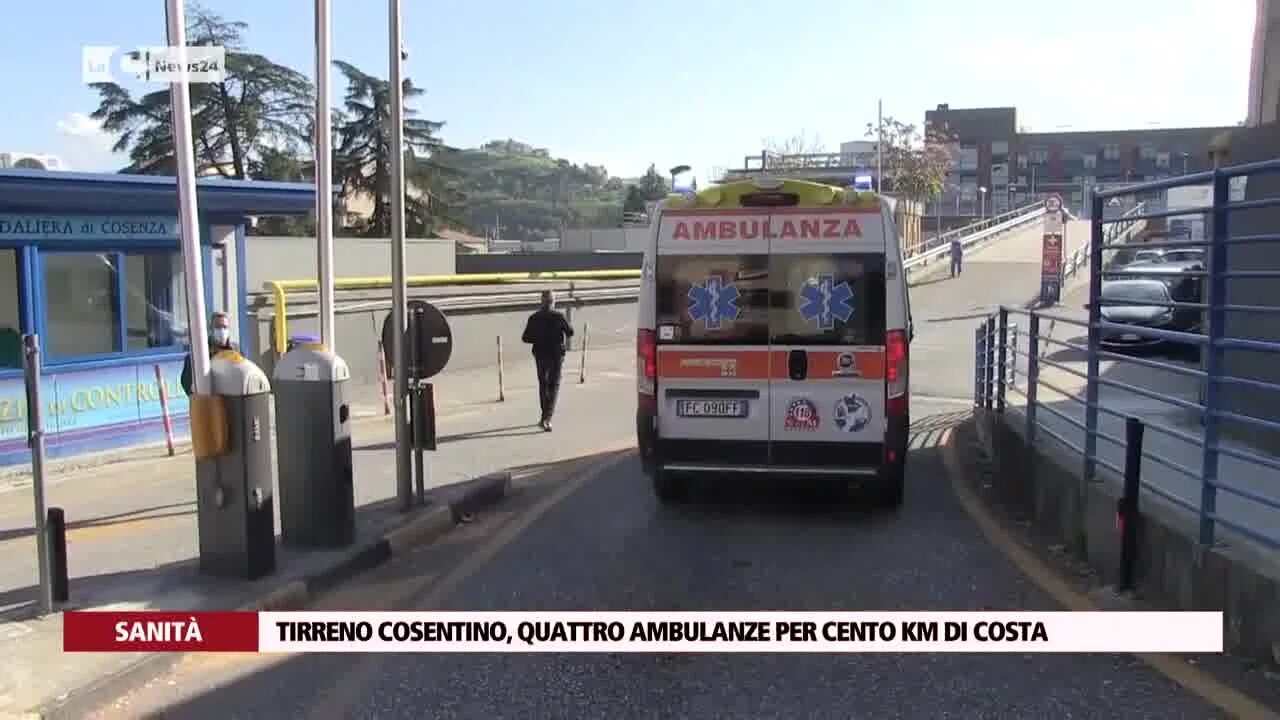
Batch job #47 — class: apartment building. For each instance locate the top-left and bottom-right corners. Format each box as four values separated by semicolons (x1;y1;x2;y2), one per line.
924;103;1234;216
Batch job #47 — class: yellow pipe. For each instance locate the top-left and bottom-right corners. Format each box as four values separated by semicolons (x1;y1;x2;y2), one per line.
266;269;642;353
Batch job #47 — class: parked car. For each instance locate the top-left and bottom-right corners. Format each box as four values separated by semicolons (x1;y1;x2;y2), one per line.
1161;248;1204;263
1090;276;1201;350
1129;248;1165;265
1110;260;1205;303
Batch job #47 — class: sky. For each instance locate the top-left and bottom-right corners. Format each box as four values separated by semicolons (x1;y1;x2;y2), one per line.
1;0;1260;185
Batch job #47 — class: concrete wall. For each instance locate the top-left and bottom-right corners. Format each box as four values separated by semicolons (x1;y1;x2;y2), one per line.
456;252;641;274
971;411;1278;666
248;290;638;411
1220;124;1280;453
244;236;456;288
559;228;649;252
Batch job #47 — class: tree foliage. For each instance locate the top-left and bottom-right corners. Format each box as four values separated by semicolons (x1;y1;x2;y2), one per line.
83;5;667;241
442;140;631;241
623;185;647;214
331;60;461;237
636;164;668;201
866;116;955;201
89;2;312;177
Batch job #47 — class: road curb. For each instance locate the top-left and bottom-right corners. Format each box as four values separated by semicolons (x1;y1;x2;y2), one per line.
37;471;513;720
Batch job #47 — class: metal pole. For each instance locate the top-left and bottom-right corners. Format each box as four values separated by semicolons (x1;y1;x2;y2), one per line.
876;99;883;191
164;0;211;395
496;336;506;402
1119;417;1144;591
388;0;411;511
315;0;336;348
22;335;52;615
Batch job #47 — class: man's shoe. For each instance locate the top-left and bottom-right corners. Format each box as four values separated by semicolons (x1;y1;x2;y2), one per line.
543;420;553;432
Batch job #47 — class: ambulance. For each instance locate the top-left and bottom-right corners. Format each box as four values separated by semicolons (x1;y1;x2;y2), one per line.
635;177;912;506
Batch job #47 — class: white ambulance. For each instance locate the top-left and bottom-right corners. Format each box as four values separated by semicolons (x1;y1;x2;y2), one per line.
635;178;912;505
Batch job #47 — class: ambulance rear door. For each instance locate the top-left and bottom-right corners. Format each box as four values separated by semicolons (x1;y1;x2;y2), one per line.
653;208;772;467
767;205;889;473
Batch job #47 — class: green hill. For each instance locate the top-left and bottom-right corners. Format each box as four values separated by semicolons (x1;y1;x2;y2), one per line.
439;139;629;241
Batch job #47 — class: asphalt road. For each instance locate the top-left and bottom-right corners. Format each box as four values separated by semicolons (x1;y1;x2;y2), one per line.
82;233;1230;719
88;401;1222;719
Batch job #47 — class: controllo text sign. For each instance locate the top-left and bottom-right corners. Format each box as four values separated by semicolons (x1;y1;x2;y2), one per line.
381;301;453;380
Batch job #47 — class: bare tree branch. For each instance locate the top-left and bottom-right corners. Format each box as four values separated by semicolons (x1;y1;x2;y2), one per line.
762;131;826;157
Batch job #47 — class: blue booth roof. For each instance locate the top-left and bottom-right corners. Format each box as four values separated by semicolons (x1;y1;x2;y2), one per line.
0;169;320;221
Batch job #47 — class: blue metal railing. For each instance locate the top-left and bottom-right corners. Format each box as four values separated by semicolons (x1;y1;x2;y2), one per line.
974;158;1280;552
1062;202;1147;280
904;201;1049;273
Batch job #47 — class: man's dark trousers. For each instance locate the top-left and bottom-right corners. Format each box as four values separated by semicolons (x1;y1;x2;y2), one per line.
951;255;962;277
535;351;564;422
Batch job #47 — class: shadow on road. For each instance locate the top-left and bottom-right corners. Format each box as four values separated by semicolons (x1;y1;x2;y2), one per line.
91;428;973;720
354;425;547;452
0;501;196;544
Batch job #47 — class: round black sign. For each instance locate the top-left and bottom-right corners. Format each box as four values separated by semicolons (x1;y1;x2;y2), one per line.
381;300;453;380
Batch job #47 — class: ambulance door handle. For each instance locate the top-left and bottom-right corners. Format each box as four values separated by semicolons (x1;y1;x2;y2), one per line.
788;349;808;381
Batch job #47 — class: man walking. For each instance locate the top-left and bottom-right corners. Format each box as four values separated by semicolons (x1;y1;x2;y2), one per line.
521;290;575;431
181;311;237;396
950;236;964;277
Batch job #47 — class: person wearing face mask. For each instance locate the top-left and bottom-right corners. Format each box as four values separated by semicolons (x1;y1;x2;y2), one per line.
180;311;237;396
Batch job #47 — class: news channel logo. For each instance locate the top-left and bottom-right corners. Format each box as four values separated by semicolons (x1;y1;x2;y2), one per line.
82;45;226;84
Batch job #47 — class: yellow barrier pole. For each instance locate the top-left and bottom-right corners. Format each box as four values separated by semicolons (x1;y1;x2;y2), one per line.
264;269;643;352
267;280;289;355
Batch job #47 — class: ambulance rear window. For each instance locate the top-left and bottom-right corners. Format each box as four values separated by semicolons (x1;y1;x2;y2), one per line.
654;253;886;346
769;254;886;346
655;255;770;345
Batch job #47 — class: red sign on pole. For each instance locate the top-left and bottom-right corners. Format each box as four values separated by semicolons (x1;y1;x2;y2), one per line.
1041;232;1063;275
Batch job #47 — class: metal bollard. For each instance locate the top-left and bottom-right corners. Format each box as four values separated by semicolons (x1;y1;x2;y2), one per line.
496;336;506;402
47;507;68;604
996;309;1009;413
974;323;986;407
983;319;996;410
1025;314;1041;444
578;323;589;384
1118;417;1144;592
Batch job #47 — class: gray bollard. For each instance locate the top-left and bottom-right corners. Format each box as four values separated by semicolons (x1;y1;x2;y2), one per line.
497;335;506;402
579;323;589;384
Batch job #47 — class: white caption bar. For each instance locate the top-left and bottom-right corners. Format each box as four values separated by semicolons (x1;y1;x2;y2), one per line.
257;611;1223;654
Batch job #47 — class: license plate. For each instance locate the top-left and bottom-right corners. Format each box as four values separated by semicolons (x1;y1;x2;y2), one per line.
676;399;748;418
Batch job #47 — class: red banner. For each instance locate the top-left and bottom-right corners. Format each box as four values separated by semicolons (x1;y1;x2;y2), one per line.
63;611;259;652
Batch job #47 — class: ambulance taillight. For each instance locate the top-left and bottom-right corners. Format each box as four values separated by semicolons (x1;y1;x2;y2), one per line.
885;329;909;417
637;328;657;411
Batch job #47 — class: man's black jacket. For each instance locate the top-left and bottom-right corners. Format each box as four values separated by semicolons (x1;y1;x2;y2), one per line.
522;308;574;357
180;340;237;396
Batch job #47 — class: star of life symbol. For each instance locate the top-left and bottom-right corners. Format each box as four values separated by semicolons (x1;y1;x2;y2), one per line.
798;274;854;331
687;274;741;330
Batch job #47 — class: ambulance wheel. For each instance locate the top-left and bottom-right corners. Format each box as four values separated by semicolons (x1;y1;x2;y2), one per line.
876;464;905;509
652;468;688;504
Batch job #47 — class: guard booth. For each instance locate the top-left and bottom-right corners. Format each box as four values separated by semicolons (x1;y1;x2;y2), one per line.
273;340;355;547
0;169;317;467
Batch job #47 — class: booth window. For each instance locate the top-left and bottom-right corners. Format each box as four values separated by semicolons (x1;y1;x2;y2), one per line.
123;251;188;351
42;250;188;361
0;250;20;369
